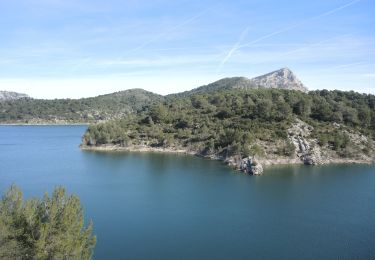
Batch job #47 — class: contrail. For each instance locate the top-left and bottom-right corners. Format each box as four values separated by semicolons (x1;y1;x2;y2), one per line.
317;0;361;17
217;27;249;72
240;0;361;48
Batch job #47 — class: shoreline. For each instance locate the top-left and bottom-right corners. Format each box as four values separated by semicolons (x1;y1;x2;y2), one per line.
0;123;89;126
80;144;198;155
80;144;374;168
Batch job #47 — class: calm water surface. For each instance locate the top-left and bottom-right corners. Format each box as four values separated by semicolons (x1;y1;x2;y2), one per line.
0;126;374;259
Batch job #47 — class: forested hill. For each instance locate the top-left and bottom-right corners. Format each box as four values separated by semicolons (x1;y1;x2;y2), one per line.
0;68;308;124
82;88;375;167
0;89;163;124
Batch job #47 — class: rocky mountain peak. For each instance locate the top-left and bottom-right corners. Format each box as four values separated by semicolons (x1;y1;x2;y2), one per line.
250;68;308;92
168;68;308;98
276;67;294;78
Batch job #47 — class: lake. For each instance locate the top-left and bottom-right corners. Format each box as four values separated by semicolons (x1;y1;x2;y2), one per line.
0;125;374;259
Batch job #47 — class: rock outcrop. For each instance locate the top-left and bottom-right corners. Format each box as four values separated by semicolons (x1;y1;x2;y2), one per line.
249;162;264;175
239;156;263;175
288;119;323;165
227;156;264;175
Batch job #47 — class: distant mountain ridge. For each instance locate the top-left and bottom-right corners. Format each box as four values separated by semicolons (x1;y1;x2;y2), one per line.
0;91;29;101
172;68;307;97
0;68;308;123
1;67;306;101
0;89;163;123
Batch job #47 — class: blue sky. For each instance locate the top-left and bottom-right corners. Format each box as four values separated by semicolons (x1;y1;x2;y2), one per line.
0;0;374;98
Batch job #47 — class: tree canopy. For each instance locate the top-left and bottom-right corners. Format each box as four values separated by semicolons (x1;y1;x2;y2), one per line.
0;185;96;260
0;89;163;123
83;88;375;159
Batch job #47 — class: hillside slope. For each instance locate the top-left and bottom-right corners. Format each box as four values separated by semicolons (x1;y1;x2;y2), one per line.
81;88;375;173
1;68;307;124
0;89;163;124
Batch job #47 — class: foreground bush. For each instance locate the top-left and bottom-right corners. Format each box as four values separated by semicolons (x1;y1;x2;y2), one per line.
0;185;96;259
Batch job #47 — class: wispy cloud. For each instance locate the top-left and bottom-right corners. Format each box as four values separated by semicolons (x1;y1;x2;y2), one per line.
272;35;352;59
323;62;366;70
318;0;361;17
216;1;362;69
221;35;375;66
1;0;373;96
127;9;211;54
81;8;211;72
97;54;220;67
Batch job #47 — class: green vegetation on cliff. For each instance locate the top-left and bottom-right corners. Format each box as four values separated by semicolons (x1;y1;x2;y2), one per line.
82;89;375;160
0;185;96;259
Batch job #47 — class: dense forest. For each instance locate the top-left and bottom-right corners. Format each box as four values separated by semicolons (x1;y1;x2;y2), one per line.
0;89;163;123
82;88;375;160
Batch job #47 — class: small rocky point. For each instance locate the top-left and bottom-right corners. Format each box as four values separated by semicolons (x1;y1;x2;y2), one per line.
227;156;264;175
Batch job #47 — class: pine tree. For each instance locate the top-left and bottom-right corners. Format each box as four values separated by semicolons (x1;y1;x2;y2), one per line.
0;185;96;260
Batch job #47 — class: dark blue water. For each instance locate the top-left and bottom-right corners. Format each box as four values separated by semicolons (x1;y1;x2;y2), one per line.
0;126;374;259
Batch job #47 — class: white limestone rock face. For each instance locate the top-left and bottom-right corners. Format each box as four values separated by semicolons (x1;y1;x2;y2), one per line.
303;146;323;165
288;119;324;165
250;68;308;92
179;67;308;97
